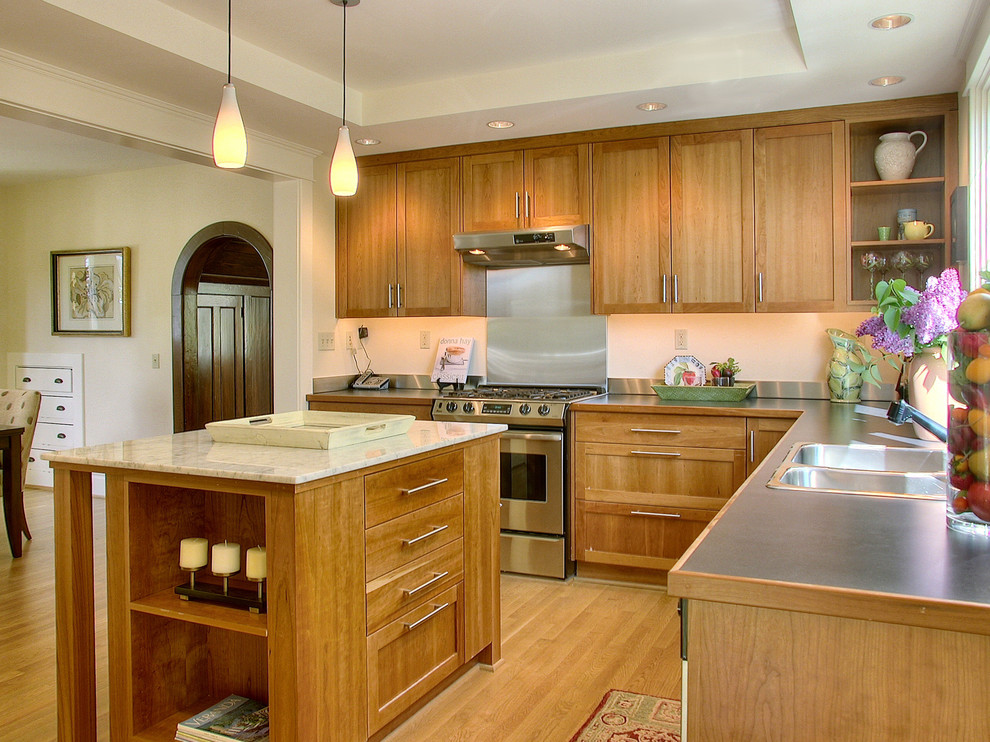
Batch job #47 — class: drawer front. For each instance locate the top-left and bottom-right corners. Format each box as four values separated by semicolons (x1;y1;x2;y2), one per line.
367;583;464;733
39;395;75;422
366;495;463;581
15;367;73;393
574;411;746;448
366;539;464;632
33;422;81;450
366;450;464;527
575;499;715;571
575;441;745;509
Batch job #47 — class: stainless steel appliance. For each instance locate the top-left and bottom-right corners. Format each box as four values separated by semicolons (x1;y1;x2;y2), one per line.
431;251;607;579
453;224;590;268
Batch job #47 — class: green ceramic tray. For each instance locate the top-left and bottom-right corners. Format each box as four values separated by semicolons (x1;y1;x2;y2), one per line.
651;382;756;402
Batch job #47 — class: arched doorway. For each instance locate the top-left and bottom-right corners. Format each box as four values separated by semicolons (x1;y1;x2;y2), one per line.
171;222;274;432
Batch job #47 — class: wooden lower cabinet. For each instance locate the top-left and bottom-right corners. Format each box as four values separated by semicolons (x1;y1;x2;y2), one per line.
307;394;435;421
746;415;795;475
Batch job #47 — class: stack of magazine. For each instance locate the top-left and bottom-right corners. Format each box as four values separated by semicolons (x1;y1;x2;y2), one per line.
175;695;270;742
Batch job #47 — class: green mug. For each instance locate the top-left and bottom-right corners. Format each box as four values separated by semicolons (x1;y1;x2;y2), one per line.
877;226;892;240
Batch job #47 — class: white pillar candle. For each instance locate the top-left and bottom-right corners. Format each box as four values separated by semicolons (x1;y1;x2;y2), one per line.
211;541;240;575
245;546;267;580
179;537;209;570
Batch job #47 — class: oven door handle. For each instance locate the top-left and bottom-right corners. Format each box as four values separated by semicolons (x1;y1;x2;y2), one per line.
500;431;563;443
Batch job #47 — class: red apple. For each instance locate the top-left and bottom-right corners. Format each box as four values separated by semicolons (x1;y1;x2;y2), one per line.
967;481;990;522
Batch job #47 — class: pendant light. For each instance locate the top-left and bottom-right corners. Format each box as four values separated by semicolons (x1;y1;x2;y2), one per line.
212;0;247;169
329;0;359;196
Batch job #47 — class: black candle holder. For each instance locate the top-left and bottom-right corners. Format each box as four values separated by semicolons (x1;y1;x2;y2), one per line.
174;567;266;613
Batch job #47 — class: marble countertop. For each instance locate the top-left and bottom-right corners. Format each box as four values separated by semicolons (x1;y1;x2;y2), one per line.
43;421;506;484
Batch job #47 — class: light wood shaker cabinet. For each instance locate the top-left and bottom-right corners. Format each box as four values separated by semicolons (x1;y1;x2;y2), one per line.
337;158;483;318
462;144;591;232
754;122;846;311
591;138;671;314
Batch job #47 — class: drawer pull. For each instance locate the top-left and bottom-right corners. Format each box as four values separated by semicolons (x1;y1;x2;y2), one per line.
402;571;450;597
401;478;448;495
57;433;67;439
632;510;681;519
28;457;35;463
404;601;450;631
630;450;681;457
630;428;681;434
54;378;64;384
402;524;449;547
21;377;31;383
56;405;66;412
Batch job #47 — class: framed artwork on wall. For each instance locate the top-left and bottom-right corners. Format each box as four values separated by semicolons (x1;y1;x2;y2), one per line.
51;247;131;336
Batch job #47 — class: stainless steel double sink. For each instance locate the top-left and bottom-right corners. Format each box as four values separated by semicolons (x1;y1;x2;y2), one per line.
767;443;946;499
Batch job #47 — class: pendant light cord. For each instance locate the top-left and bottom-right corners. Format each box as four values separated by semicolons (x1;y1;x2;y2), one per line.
341;0;347;125
226;0;232;84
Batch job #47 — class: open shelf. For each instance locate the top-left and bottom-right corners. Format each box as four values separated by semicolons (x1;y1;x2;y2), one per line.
131;587;268;637
132;696;225;742
850;176;944;194
851;238;945;248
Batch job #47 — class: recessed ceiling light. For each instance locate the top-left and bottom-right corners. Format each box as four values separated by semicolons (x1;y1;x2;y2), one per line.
355;138;380;146
487;120;514;129
870;14;913;30
869;75;905;87
637;102;667;112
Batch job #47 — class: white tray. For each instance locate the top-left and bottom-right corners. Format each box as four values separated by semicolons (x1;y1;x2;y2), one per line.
205;411;416;450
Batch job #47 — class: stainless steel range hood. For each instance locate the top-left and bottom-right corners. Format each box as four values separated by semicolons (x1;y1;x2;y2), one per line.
454;225;589;268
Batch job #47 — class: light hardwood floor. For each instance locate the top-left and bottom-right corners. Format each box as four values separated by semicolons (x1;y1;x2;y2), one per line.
0;487;681;741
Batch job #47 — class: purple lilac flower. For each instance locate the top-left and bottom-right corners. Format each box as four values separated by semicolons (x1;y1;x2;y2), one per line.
901;268;967;347
856;315;915;356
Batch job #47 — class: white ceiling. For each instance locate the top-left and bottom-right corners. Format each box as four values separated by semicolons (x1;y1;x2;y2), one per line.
0;0;987;184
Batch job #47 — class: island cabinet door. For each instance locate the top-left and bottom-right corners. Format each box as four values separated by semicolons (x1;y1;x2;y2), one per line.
366;583;465;734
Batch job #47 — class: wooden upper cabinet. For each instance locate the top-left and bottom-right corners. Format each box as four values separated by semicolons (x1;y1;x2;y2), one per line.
462;145;590;232
336;164;397;318
397;157;464;316
755;122;845;312
591;138;671;314
670;130;755;313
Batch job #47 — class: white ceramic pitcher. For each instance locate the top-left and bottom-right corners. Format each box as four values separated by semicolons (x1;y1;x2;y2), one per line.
874;130;927;181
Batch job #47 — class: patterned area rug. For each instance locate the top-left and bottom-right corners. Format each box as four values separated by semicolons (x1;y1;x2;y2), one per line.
570;689;681;742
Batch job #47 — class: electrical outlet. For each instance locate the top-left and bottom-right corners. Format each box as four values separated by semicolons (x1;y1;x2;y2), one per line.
318;332;334;351
675;329;688;350
345;331;354;350
420;330;431;349
151;353;160;369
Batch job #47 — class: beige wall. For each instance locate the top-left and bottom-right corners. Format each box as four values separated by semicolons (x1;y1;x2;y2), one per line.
1;162;275;445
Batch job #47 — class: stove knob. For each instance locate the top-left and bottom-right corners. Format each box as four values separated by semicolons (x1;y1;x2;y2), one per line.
464;402;475;413
519;403;531;415
538;404;551;416
446;401;458;412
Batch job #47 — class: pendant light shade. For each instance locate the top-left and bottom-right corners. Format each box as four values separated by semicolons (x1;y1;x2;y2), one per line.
329;0;359;196
330;125;358;196
213;0;246;169
213;83;247;168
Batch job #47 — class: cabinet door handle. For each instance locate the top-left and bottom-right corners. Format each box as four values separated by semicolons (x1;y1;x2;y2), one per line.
56;405;66;412
749;429;755;462
402;524;449;547
401;477;448;495
396;283;402;308
630;450;681;457
673;274;679;304
515;192;520;219
662;274;668;304
630;428;681;434
402;571;450;597
525;191;530;218
404;601;450;630
57;433;66;439
21;377;31;383
54;378;64;384
388;283;394;309
631;510;681;518
758;272;764;303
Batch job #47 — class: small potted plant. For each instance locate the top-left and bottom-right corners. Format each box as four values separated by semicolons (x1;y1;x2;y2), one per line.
710;358;741;386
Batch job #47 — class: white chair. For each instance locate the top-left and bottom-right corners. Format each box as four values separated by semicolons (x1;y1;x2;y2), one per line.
1;389;41;556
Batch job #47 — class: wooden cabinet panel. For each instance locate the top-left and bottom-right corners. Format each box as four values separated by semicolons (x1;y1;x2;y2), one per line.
365;450;464;527
573;411;746;449
591;138;671;314
308;398;434;420
524;144;591;227
336;164;397;318
366;583;464;733
746;416;795;476
755;122;844;311
462;151;524;231
365;495;463;581
575;500;715;571
397;158;465;316
576;441;746;509
670;130;754;312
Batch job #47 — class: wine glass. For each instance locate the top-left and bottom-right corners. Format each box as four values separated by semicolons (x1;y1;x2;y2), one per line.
860;252;887;296
912;252;931;285
890;250;913;280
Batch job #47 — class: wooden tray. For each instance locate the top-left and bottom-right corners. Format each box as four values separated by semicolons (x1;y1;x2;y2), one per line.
651;382;756;402
206;411;415;449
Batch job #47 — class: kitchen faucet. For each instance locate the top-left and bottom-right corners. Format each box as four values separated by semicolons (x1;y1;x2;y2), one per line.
886;399;947;443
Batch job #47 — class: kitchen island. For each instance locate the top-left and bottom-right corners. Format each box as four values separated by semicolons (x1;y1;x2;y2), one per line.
46;420;504;742
658;399;990;741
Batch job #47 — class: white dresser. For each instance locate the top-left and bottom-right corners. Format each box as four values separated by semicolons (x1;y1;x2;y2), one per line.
8;353;84;487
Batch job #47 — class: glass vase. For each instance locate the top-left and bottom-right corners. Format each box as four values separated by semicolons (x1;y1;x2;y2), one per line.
826;328;865;403
946;329;990;536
